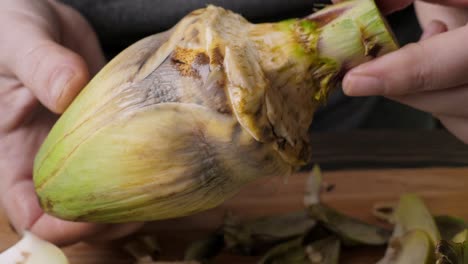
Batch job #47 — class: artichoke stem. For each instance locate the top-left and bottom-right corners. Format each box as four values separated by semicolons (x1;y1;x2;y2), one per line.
309;0;398;71
260;0;398;101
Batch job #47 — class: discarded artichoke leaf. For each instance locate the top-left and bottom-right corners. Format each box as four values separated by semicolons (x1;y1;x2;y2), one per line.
435;239;468;264
452;229;468;244
123;235;161;261
372;202;396;224
302;225;335;245
377;194;440;264
0;231;68;264
258;237;305;264
304;237;340;264
393;194;441;244
435;215;468;241
223;211;316;255
303;166;390;246
258;236;340;264
184;233;224;263
308;204;391;246
303;165;323;207
377;230;434;264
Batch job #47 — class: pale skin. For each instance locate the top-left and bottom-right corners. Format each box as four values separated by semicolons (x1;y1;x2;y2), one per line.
0;0;466;245
0;0;143;246
340;0;468;144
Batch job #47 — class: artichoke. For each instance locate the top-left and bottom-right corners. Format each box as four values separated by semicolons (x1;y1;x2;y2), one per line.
33;0;398;222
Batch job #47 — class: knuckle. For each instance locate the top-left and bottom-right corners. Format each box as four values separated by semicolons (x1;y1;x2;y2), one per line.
16;41;55;82
0;85;38;133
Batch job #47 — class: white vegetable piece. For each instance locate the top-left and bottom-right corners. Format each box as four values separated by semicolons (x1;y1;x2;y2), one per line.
0;231;69;264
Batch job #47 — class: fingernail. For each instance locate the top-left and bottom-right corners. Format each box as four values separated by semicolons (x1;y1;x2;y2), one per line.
51;68;75;106
343;73;384;96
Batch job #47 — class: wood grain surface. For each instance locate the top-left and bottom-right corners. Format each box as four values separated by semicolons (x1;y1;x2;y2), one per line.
1;166;467;264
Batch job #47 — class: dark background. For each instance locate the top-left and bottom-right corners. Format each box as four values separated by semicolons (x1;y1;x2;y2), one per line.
61;0;432;131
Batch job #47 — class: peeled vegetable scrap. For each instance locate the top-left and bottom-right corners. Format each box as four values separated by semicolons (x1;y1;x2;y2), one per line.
33;0;398;223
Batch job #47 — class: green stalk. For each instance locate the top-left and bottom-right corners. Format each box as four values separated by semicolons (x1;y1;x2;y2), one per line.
251;0;398;101
312;0;398;72
248;0;398;165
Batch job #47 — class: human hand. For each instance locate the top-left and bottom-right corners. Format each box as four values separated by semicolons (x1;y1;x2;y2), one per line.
338;0;468;143
0;0;142;246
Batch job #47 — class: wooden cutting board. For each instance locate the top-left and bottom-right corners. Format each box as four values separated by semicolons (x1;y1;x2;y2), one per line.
1;166;468;264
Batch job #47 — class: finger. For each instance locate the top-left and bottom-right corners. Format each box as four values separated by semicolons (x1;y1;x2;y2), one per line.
437;114;468;144
342;26;468;96
390;85;468;117
2;180;43;234
31;214;108;246
1;180;101;246
415;1;468;31
0;12;89;113
420;20;448;40
31;216;143;246
0;137;140;246
374;0;468;14
423;0;468;8
1;178;126;246
0;80;39;133
50;1;107;75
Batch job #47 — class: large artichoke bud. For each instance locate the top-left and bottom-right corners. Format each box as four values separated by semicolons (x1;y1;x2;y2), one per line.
33;0;398;222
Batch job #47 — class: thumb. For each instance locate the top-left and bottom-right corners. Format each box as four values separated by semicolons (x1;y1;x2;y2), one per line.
1;15;90;113
3;178;143;246
3;179;100;246
342;25;468;96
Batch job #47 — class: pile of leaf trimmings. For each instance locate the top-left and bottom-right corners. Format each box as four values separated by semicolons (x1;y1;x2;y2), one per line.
1;167;466;264
122;166;468;264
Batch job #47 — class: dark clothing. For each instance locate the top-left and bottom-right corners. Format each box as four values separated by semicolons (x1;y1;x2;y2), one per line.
61;0;430;131
62;0;324;53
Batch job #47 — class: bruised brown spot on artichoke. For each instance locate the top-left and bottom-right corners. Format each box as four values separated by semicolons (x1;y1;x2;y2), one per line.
171;46;231;114
210;47;224;66
42;198;54;212
366;42;383;58
194;52;210;65
171;47;208;78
